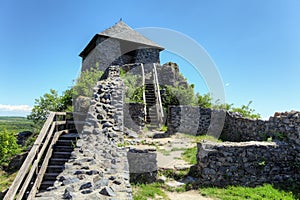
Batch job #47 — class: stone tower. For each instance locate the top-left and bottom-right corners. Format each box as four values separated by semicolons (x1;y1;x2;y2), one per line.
79;21;164;71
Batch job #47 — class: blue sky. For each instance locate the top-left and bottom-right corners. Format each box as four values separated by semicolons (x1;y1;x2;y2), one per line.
0;0;299;118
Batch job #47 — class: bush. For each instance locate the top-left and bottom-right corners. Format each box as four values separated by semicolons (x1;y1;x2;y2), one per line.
161;84;196;110
72;67;104;98
196;93;261;119
121;69;144;103
0;129;20;164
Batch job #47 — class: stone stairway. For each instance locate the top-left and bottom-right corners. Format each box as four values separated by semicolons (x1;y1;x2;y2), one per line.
37;133;79;194
145;81;159;129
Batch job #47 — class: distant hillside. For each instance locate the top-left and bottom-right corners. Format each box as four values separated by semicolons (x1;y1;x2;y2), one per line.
0;116;33;133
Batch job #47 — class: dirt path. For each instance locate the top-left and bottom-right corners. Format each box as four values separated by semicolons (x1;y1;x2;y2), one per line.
165;190;213;200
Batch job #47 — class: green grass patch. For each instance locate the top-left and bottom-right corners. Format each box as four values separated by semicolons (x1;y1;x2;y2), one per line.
170;147;186;151
0;170;18;192
132;182;169;200
200;184;294;200
160;125;168;132
157;148;171;156
181;133;222;143
182;147;197;165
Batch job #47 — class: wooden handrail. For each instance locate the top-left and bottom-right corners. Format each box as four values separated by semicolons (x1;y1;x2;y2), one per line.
4;112;70;200
153;63;164;126
141;63;147;123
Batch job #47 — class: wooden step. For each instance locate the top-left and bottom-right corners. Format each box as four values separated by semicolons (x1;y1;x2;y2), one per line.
46;165;64;173
59;133;79;139
55;139;76;146
51;152;72;159
53;145;74;152
43;173;60;181
49;158;69;165
39;181;55;191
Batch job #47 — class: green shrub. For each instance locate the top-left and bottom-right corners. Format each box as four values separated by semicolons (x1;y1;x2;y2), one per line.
0;129;20;164
73;67;104;98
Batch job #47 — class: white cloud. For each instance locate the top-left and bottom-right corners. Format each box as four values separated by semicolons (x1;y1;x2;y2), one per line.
0;104;32;112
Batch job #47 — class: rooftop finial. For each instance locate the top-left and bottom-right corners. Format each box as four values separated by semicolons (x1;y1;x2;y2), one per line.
119;18;123;22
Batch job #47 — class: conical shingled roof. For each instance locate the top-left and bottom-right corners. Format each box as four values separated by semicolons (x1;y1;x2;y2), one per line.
79;21;164;58
98;21;164;49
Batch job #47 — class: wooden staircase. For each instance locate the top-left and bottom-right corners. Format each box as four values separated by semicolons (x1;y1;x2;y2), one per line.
38;133;79;193
142;63;164;130
3;112;82;200
145;82;159;129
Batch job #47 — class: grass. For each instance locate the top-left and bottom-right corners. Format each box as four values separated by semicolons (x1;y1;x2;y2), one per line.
132;182;169;200
157;148;171;156
160;125;168;132
200;184;295;200
182;146;197;165
0;169;18;192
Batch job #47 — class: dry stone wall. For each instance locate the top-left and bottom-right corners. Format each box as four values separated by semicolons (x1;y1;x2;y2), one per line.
123;103;145;131
167;106;300;186
168;106;300;144
194;141;300;187
35;66;132;200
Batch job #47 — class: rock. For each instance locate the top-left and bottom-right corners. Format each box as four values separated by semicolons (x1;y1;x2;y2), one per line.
7;152;28;172
99;186;116;197
124;128;138;139
94;179;109;189
157;175;167;183
63;187;74;199
63;178;80;185
81;189;93;194
165;180;185;188
79;182;92;190
17;131;32;145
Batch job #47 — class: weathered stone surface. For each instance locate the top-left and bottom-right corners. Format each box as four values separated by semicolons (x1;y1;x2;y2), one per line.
194;141;300;187
99;186;116;197
168;106;300;145
34;66;132;199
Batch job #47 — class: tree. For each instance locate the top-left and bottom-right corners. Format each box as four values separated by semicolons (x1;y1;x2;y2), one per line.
27;89;73;124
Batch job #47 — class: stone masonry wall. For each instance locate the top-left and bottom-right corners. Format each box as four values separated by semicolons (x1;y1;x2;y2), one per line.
134;48;160;64
123;103;145;131
168;106;300;187
35;66;132;200
167;106;226;138
195;141;300;187
168;106;300;144
82;38;123;72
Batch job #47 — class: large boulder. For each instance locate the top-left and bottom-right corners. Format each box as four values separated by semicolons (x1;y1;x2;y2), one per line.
17;131;33;146
7;152;28;173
